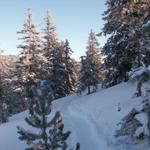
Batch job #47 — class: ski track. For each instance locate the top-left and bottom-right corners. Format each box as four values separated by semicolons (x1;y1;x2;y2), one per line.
62;95;113;150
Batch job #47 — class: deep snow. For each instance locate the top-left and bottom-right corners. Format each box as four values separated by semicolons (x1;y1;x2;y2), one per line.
0;82;150;150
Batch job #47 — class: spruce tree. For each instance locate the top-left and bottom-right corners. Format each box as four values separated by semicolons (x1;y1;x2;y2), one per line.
78;56;98;95
63;39;77;94
0;72;8;123
15;8;43;111
77;30;102;94
0;53;22;119
42;11;71;99
86;30;103;82
102;32;132;86
17;79;80;150
101;0;150;86
51;41;68;99
42;10;57;72
0;55;14;122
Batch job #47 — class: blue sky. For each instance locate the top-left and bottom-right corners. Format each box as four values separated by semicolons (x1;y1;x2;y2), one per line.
0;0;107;60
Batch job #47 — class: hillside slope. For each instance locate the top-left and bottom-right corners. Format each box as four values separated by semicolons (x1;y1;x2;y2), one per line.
0;82;149;150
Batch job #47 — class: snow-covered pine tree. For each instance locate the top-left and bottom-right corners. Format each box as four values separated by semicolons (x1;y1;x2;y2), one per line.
77;30;102;94
77;56;88;94
101;32;132;87
0;53;22;119
138;18;150;67
101;1;134;86
78;56;98;95
17;79;66;150
102;0;150;36
42;11;69;99
17;79;80;150
101;0;150;87
15;8;43;111
51;41;68;99
63;39;77;94
42;10;57;73
0;54;14;123
86;30;103;83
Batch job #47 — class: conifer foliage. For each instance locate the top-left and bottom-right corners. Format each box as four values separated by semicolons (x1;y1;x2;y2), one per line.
78;30;102;94
77;56;96;94
101;0;150;87
0;73;8;123
50;41;68;99
15;8;43;111
17;79;79;150
86;30;103;82
17;10;80;149
42;12;76;99
63;39;77;94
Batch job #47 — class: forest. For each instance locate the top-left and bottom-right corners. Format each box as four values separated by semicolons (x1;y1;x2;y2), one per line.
0;0;150;150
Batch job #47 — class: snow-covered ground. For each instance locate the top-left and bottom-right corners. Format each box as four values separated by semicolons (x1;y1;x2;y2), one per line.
0;82;150;150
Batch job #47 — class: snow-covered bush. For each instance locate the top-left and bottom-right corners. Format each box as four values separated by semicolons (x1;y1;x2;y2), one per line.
115;108;142;138
116;100;150;139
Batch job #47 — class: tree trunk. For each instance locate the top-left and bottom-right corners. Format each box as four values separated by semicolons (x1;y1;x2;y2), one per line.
88;86;91;94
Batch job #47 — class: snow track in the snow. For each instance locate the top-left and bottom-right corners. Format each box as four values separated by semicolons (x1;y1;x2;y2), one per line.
67;104;105;150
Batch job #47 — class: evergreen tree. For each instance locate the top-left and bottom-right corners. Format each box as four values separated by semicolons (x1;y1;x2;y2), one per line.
15;8;43;111
63;39;77;94
101;0;150;86
0;54;14;122
0;72;8;123
17;79;80;150
42;10;57;72
86;30;103;82
0;53;22;120
50;41;68;99
77;31;102;94
42;12;72;99
102;32;132;86
78;56;98;95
